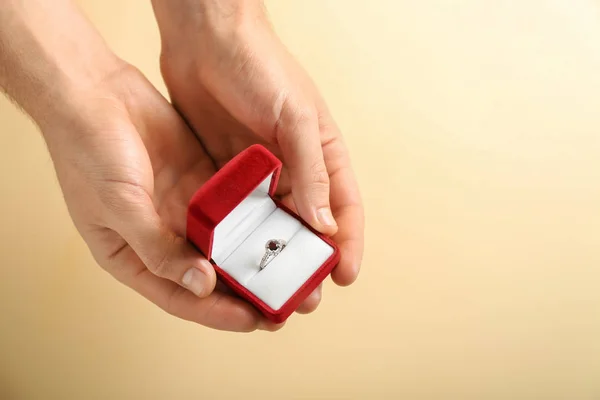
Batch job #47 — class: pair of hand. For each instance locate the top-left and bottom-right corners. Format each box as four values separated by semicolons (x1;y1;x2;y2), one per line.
39;0;364;331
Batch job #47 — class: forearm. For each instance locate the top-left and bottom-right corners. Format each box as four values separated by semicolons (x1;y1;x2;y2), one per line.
0;0;121;126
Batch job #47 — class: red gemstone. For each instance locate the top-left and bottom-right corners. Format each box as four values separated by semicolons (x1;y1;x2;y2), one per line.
268;241;279;251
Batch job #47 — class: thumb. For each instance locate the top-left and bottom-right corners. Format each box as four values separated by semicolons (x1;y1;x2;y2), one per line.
276;105;338;235
108;190;217;297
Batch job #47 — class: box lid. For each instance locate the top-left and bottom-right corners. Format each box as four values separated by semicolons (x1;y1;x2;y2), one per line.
186;145;282;260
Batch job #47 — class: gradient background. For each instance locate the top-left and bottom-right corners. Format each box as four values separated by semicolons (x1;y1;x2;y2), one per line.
1;1;600;399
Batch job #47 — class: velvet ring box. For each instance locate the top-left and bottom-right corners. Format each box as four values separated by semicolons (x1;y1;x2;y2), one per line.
186;144;340;323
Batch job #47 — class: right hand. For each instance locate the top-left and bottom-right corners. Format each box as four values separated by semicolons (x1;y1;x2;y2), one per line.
152;0;365;310
41;61;282;332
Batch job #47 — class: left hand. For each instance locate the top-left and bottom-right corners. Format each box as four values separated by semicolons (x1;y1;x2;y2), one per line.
42;64;283;332
152;0;365;314
0;0;283;332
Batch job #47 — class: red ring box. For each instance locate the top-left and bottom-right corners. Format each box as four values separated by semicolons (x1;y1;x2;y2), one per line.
186;145;340;323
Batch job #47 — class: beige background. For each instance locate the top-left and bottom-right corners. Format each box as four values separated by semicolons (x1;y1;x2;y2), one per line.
1;1;600;399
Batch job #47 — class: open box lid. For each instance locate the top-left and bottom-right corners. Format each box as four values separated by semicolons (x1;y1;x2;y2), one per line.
186;145;282;261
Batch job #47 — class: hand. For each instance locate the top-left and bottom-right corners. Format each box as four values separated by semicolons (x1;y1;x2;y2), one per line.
1;0;282;332
152;0;365;312
41;62;282;332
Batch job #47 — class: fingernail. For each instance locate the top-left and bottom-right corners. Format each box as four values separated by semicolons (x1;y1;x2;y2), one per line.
317;207;336;227
182;268;206;296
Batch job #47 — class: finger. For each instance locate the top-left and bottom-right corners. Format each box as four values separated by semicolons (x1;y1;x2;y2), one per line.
276;102;338;236
106;186;217;298
106;242;285;332
279;192;298;213
138;276;263;332
295;284;323;314
107;245;269;331
321;128;365;286
330;203;364;286
273;166;292;197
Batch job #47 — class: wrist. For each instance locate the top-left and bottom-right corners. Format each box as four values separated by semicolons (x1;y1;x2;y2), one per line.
24;55;127;137
34;61;127;137
151;0;265;49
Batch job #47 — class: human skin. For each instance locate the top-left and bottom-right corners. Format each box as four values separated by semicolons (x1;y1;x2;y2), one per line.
0;0;364;331
152;0;365;292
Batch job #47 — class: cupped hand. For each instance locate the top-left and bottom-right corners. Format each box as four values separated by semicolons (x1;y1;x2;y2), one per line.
42;62;281;332
153;1;365;312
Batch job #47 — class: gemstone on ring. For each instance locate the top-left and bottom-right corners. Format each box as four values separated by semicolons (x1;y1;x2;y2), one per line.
267;240;282;252
259;239;286;270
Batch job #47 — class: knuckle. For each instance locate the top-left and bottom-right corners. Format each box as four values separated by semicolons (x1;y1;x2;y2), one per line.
148;235;177;277
278;100;317;135
309;160;330;187
290;110;318;140
291;105;317;125
98;180;149;216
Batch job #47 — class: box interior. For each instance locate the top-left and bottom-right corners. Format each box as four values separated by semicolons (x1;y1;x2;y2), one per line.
211;174;335;311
